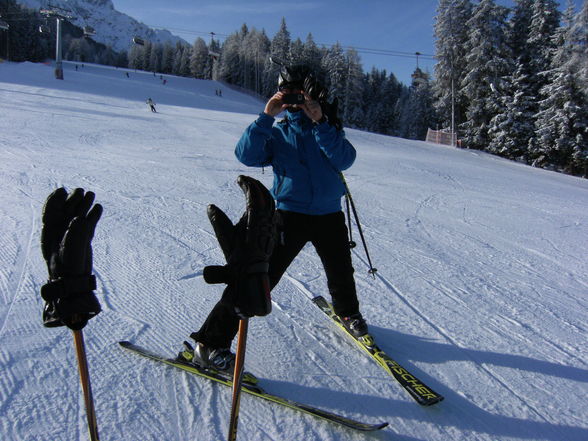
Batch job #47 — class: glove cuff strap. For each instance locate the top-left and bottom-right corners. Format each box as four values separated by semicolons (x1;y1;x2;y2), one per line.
41;275;97;301
247;262;269;274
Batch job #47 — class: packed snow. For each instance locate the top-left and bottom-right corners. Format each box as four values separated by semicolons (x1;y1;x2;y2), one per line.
0;61;587;441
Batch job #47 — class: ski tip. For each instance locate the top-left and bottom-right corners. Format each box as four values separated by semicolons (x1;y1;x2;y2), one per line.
423;395;445;406
373;422;389;430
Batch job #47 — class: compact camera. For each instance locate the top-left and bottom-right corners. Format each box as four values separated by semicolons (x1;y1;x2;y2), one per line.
282;93;305;105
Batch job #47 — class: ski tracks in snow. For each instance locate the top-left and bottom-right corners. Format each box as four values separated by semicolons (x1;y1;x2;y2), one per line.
0;200;36;337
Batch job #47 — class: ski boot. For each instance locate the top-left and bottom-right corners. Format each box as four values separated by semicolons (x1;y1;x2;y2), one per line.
177;341;258;385
338;313;369;338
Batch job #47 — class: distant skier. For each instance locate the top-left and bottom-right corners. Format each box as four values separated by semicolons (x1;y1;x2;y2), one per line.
146;98;156;113
182;64;367;374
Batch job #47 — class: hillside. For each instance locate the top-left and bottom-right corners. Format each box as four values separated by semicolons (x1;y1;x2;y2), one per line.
0;61;587;441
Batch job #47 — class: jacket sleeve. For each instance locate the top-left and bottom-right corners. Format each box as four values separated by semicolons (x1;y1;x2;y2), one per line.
235;113;275;167
313;122;356;171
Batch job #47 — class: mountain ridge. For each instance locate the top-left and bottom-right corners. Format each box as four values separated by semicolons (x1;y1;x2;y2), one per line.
17;0;187;52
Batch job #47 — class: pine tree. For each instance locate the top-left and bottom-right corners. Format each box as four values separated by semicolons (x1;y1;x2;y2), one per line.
433;0;473;137
535;2;588;174
180;45;192;77
321;42;347;113
149;43;162;73
161;42;174;74
190;37;209;79
143;41;152;72
487;64;537;160
301;33;323;80
290;37;304;65
209;38;221;80
526;0;562;159
270;17;291;64
508;0;535;60
460;0;510;149
128;43;144;70
343;48;365;129
171;43;186;75
262;18;291;96
218;30;243;85
402;69;437;140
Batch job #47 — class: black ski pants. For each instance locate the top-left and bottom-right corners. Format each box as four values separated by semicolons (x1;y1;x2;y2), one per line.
192;210;359;349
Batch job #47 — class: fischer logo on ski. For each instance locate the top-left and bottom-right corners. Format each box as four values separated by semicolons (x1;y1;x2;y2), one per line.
312;296;444;406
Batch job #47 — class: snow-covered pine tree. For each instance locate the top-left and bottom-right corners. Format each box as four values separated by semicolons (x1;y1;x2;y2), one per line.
241;28;270;94
508;0;535;60
362;68;387;133
301;34;323;82
380;73;405;136
290;37;305;65
342;48;365;129
569;0;588;92
161;42;174;74
402;69;436;140
526;0;562;153
128;43;144;70
535;2;588;174
217;30;243;85
487;64;537;160
209;38;221;80
321;42;347;115
261;18;291;96
179;45;192;77
172;43;184;76
149;43;162;74
460;0;510;149
190;38;210;79
488;0;561;161
433;0;473;137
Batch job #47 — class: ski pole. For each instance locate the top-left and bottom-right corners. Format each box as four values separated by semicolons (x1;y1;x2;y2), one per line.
72;329;100;441
227;318;249;441
344;194;357;249
339;174;377;277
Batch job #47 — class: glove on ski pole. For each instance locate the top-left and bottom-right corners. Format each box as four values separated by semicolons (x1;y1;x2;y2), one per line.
40;187;103;330
203;176;275;318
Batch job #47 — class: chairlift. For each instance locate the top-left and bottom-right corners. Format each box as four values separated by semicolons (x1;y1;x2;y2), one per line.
0;19;9;31
83;26;95;37
39;24;51;34
132;36;145;46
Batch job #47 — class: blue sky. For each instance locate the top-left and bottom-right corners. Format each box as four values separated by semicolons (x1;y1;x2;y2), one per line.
112;0;584;85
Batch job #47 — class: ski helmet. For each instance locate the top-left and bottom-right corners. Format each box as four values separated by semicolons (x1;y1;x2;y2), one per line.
278;65;309;90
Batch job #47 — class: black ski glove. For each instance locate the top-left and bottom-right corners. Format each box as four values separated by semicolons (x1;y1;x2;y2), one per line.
40;187;103;330
304;74;343;131
203;176;275;318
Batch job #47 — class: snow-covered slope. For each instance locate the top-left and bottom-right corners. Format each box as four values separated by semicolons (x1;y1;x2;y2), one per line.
17;0;186;52
0;61;587;441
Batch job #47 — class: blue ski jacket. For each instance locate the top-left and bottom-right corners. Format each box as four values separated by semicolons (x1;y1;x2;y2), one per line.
235;110;356;215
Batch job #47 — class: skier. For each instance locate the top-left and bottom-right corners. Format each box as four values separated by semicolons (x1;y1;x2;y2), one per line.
184;64;368;374
146;97;156;113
